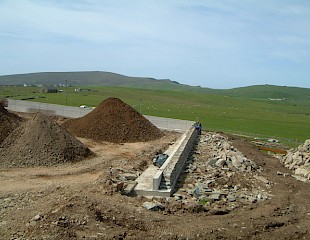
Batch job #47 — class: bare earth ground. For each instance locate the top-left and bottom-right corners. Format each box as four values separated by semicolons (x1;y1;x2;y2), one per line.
1;131;310;239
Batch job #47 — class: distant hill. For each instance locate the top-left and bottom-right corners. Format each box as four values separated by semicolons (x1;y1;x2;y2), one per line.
215;85;310;105
0;71;201;91
0;71;309;104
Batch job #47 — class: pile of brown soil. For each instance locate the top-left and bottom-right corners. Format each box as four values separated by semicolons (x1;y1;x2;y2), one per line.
0;105;22;144
0;114;93;167
63;97;164;143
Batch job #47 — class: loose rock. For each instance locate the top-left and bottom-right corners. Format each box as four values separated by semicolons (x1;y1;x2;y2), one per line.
281;139;310;182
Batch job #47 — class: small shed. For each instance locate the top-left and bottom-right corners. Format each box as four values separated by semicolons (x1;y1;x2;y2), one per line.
40;85;58;93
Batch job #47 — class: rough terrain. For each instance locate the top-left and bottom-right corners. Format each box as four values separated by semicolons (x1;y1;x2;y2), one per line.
63;97;164;143
0;104;22;144
0;113;93;167
1;129;309;239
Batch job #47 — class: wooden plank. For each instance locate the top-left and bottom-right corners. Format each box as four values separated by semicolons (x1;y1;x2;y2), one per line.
258;146;287;154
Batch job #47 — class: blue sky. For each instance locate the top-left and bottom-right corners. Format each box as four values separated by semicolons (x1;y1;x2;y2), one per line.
0;0;309;89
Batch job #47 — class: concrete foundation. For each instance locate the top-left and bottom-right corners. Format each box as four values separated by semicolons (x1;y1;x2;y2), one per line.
133;126;198;197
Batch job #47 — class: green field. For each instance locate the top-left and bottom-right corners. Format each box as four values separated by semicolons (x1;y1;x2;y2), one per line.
1;85;309;146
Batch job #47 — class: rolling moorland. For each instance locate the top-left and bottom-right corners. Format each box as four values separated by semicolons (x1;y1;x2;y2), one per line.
1;71;310;146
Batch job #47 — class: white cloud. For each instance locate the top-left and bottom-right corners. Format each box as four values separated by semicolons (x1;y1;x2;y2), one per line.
0;0;309;88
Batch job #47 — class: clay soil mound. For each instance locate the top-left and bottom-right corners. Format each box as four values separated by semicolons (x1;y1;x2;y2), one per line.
0;105;22;144
63;97;164;143
0;113;93;167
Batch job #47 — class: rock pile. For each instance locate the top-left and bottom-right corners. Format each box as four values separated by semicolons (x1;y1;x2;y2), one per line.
0;114;93;167
0;105;22;144
167;132;270;213
63;97;164;143
202;133;258;172
281;139;310;182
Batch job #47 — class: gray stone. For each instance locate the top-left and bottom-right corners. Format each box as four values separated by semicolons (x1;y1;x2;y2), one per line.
174;194;183;201
248;196;257;203
29;221;37;227
226;159;233;168
0;221;7;227
292;175;309;183
120;173;137;181
234;184;240;191
31;214;42;221
227;195;236;202
219;152;227;160
257;194;263;200
193;187;201;198
204;187;212;193
143;202;165;211
122;181;137;195
215;159;226;168
295;167;310;179
240;164;247;172
251;162;258;169
254;175;269;184
209;193;221;201
222;142;230;150
231;156;241;168
227;172;234;178
207;158;219;168
236;154;246;163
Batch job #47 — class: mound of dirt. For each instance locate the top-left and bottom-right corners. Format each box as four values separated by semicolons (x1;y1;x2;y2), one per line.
0;105;22;144
0;114;93;167
63;97;164;143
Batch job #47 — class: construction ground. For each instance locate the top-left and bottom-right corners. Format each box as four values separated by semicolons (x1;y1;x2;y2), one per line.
0;99;310;239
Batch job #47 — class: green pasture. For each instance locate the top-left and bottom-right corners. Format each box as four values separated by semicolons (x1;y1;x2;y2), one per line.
1;85;309;146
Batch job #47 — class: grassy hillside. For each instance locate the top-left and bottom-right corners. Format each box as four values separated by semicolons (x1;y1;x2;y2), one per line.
1;71;309;103
1;85;309;146
216;85;310;105
0;71;202;91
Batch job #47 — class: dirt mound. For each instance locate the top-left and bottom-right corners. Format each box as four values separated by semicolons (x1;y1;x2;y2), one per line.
0;105;22;144
63;97;164;143
0;114;93;167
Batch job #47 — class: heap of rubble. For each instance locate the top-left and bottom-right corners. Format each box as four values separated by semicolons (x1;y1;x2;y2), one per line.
281;139;310;182
159;132;271;214
202;133;258;172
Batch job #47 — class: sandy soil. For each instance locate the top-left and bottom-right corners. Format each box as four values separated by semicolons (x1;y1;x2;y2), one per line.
0;132;309;239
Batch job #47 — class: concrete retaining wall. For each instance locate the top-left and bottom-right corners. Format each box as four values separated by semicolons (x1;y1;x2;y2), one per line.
152;171;163;190
162;126;198;193
150;126;197;196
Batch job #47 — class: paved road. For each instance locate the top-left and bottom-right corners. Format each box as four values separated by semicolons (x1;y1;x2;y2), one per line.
7;99;194;131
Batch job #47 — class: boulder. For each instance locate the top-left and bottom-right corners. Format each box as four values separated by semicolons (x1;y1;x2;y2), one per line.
283;140;310;179
231;156;242;168
215;159;226;168
143;201;165;211
295;167;310;179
